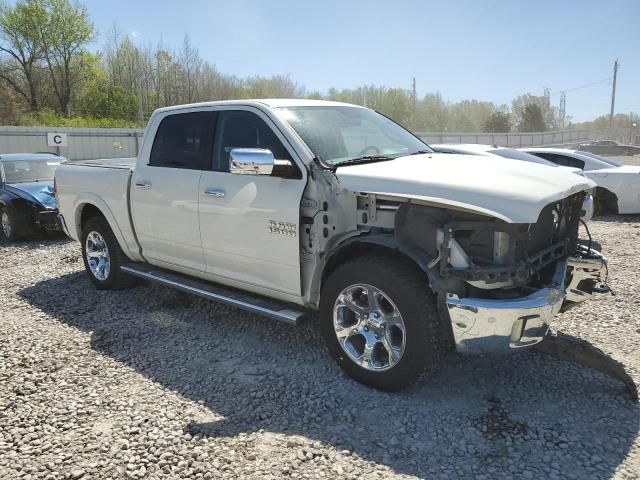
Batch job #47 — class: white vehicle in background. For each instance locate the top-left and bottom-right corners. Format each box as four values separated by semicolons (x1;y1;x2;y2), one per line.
521;148;640;215
430;144;594;221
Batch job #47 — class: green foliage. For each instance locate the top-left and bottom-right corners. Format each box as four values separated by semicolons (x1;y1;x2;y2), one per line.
79;77;137;120
0;0;48;109
0;0;94;115
518;103;546;132
512;94;555;131
22;108;136;127
483;111;511;133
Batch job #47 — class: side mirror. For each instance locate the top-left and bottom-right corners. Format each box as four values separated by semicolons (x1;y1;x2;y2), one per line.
229;148;274;175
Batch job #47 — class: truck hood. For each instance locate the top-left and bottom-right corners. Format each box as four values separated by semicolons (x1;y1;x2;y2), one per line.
335;153;596;223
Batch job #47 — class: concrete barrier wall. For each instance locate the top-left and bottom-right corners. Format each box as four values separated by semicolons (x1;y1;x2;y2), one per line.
416;129;599;148
0;126;144;161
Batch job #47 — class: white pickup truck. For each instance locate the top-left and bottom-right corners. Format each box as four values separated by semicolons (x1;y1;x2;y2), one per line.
55;99;609;391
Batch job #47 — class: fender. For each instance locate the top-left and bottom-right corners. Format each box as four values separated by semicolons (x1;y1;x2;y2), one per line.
73;193;144;262
309;231;439;308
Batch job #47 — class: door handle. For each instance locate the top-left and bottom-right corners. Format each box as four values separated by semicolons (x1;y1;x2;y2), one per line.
204;189;225;198
135;181;152;189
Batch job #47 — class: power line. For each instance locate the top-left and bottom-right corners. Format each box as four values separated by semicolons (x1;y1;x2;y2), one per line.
565;77;611;93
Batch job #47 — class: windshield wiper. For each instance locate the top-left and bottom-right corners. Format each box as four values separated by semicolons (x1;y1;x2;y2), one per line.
405;150;433;156
334;155;397;167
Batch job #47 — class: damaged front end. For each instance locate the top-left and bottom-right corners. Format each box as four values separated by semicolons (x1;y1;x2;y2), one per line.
394;196;638;400
394;193;610;354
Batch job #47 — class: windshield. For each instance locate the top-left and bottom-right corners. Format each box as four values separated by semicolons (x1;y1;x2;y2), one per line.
489;148;558;167
575;151;623;167
276;106;432;165
1;160;60;183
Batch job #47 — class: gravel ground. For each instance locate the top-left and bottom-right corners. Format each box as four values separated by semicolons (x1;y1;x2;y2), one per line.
1;158;640;480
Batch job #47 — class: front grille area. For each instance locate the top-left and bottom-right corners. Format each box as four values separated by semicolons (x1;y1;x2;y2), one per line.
439;192;586;288
527;192;584;256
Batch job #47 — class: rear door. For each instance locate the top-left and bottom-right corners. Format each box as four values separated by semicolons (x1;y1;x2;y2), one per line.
198;107;306;298
131;111;215;271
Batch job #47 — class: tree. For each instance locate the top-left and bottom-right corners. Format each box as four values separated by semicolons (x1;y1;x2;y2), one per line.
180;35;201;103
79;58;137;120
518;103;546;132
0;0;47;110
36;0;94;115
511;93;556;130
0;81;27;122
483;111;511;133
413;93;448;132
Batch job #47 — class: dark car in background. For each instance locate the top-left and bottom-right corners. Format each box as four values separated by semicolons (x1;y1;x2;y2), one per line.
0;153;65;240
577;140;640;156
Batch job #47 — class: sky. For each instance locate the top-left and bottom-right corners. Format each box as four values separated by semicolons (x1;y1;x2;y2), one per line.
81;0;640;122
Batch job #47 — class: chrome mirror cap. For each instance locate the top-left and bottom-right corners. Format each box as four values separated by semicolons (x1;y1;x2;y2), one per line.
230;148;275;175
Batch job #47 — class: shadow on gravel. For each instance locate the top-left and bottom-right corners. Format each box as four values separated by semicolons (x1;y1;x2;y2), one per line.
0;233;72;247
593;214;640;223
20;273;640;479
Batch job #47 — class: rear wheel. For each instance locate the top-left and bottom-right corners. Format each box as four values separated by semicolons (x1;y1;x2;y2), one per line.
320;255;444;391
81;216;135;290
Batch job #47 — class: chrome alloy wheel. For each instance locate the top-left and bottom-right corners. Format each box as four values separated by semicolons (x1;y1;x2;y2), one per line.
1;211;11;238
333;284;406;371
85;231;111;281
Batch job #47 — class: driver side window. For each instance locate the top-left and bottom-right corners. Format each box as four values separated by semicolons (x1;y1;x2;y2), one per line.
213;110;294;173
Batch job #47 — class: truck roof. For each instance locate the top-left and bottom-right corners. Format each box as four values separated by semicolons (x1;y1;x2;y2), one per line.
154;98;363;114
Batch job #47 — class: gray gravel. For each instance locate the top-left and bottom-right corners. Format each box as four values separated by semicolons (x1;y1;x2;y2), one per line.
1;158;640;479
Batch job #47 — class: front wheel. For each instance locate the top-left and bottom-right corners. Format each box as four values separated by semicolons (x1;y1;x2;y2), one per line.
1;208;15;241
319;255;444;391
81;216;135;290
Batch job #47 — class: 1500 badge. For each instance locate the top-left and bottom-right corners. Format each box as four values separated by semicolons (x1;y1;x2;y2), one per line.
268;220;297;237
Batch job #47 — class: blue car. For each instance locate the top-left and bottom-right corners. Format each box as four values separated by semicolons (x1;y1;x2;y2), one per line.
0;153;65;240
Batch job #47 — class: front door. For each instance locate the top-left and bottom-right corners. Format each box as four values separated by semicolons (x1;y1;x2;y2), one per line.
198;108;306;297
131;111;214;271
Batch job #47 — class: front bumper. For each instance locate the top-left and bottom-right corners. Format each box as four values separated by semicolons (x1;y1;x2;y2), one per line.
446;250;607;354
37;210;62;231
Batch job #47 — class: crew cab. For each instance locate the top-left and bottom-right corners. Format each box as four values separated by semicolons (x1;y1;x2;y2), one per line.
55;100;609;391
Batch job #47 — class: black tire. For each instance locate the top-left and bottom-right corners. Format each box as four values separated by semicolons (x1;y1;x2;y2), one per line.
81;216;135;290
593;188;619;217
0;206;19;241
319;254;445;391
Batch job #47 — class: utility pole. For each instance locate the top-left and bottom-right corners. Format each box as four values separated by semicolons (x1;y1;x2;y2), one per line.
609;59;619;129
138;75;144;128
412;77;416;106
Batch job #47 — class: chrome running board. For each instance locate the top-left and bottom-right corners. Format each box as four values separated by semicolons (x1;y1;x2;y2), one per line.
121;264;307;325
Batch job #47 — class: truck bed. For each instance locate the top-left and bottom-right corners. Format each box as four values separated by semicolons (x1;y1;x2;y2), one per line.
55;158;142;261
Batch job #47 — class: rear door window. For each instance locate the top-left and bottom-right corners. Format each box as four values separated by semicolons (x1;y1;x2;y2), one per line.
149;112;215;170
534;152;585;170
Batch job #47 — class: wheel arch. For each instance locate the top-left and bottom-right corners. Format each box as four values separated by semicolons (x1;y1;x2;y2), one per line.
594;186;619;215
74;198;134;260
317;234;433;303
